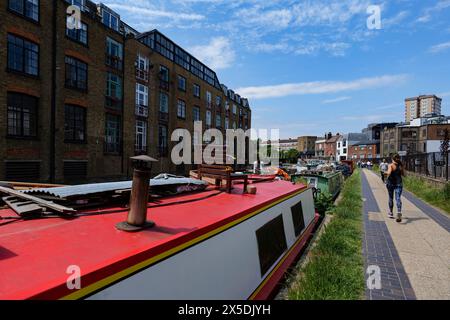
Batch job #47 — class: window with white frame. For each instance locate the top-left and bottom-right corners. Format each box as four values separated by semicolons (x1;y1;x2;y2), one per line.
233;104;237;114
193;84;200;98
159;92;169;113
135;120;147;152
136;54;149;70
225;117;229;129
177;99;186;119
136;84;148;106
206;91;212;104
193;106;200;122
102;8;119;31
215;114;221;127
206;110;211;126
178;75;186;91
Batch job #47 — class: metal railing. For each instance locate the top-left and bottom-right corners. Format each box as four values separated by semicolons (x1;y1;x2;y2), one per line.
402;151;449;181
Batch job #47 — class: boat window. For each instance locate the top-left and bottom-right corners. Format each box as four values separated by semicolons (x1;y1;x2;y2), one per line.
308;178;316;188
256;215;287;276
291;201;305;237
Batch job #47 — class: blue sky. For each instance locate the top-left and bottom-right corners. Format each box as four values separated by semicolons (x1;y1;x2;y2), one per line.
105;0;450;138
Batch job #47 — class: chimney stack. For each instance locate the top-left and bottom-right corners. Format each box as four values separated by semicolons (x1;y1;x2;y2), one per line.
116;155;158;232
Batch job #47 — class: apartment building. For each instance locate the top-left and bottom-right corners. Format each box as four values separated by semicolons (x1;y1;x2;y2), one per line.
0;0;251;183
405;95;442;123
297;136;317;158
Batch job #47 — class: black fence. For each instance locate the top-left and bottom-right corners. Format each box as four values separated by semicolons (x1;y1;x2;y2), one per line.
402;152;449;181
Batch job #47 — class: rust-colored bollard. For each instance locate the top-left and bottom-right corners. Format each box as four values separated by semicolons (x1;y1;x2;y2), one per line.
116;155;158;232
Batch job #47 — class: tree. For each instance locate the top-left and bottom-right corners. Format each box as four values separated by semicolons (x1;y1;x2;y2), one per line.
440;129;449;181
285;148;299;164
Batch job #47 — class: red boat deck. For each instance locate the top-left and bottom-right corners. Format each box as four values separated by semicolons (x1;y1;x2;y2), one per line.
0;180;307;300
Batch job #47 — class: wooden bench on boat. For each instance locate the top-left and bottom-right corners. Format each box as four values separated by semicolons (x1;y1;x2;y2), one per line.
197;164;248;194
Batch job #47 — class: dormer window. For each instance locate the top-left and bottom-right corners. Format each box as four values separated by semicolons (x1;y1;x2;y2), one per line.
102;8;119;31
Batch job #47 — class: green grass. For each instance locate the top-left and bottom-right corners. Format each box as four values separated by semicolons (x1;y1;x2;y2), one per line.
403;175;450;215
287;170;365;300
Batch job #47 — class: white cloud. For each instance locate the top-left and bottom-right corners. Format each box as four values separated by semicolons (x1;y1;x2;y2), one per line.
429;41;450;54
189;37;236;70
105;3;204;21
417;0;450;23
236;74;409;100
322;96;352;104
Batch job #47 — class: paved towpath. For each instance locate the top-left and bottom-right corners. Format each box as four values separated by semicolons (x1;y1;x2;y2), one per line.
361;169;450;300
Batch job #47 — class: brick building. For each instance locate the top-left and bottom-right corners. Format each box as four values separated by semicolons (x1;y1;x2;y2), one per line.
297;136;317;158
348;143;378;161
381;120;450;157
0;0;251;183
324;133;340;160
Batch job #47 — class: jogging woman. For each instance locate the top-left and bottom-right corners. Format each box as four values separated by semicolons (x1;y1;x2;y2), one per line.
386;154;405;222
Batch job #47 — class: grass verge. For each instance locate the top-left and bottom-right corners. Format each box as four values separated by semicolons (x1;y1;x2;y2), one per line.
403;175;450;215
287;170;365;300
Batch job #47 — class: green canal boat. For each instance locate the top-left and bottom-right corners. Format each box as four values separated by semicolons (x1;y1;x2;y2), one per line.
292;170;344;199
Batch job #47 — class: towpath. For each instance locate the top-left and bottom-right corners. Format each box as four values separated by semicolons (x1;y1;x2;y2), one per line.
361;169;450;300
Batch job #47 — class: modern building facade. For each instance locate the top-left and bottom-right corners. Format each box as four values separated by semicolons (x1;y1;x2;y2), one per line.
405;95;442;123
0;0;251;183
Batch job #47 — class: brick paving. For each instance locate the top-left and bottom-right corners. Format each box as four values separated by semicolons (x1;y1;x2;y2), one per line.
402;190;450;233
361;172;416;300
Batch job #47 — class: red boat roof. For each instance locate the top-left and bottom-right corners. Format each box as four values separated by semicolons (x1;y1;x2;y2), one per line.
0;180;306;300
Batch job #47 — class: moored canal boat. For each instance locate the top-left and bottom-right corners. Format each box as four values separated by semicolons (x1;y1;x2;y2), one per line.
0;176;318;300
291;170;344;200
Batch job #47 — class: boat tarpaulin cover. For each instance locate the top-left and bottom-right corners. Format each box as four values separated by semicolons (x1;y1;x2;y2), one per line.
22;175;207;199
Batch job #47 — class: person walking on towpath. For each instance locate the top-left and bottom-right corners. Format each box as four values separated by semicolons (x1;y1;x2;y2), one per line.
385;154;405;222
380;159;389;183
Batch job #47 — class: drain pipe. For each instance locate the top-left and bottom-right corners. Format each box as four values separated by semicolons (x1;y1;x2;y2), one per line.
116;155;158;232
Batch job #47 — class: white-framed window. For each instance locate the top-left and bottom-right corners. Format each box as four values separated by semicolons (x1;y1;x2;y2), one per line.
69;0;87;11
136;54;149;70
232;104;237;114
206;91;212;103
177;99;186;119
178;75;186;91
136;83;148;106
135;120;147;151
193;106;200;122
159;92;169;113
216;96;221;106
225;117;229;129
215;114;221;127
102;8;119;31
206;110;211;126
193;84;200;97
159;65;169;81
233;121;236;129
